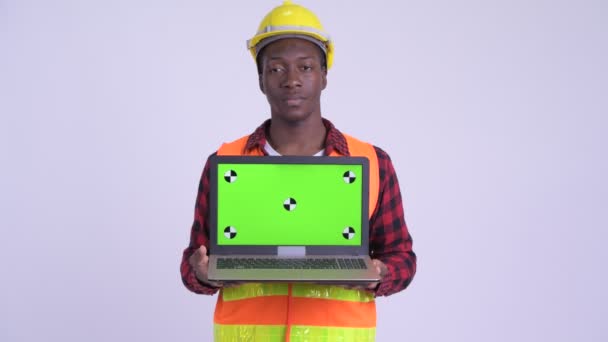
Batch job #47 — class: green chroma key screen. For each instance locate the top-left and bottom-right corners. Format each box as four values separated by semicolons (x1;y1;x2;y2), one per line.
217;163;363;246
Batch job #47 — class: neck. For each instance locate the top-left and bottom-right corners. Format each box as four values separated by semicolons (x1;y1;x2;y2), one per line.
268;116;327;156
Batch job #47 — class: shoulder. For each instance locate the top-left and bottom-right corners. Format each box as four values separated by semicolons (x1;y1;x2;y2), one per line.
217;134;258;155
223;134;251;145
218;135;250;148
217;120;270;154
372;145;392;163
341;131;392;161
371;145;395;176
201;151;218;175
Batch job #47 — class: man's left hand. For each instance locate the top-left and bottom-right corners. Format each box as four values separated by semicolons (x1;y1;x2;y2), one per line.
342;259;388;291
367;259;388;289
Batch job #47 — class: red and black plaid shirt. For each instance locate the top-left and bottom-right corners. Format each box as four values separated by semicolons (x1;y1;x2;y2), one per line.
181;119;416;296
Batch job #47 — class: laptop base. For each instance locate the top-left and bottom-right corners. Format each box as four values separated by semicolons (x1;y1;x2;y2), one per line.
208;255;380;284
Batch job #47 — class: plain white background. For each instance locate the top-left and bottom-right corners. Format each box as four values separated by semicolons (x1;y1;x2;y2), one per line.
1;0;607;341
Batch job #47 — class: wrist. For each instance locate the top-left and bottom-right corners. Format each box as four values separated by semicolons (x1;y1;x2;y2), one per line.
195;273;222;288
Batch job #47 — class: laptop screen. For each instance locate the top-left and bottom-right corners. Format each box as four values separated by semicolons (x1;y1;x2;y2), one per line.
212;157;367;246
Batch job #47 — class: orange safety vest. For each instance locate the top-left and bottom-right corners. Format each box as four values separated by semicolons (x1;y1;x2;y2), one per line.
214;133;380;342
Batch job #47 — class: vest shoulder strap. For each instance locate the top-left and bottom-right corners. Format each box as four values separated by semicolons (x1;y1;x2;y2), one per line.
217;135;260;156
339;134;379;216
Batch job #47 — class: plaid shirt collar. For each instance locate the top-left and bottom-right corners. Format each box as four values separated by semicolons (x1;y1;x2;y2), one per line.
244;118;350;156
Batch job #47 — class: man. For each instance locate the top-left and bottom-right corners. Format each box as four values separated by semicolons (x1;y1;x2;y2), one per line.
181;1;416;341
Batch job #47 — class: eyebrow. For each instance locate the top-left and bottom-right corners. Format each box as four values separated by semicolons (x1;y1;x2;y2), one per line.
268;56;315;61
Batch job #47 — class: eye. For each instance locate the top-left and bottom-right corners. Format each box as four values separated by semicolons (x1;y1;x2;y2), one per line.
302;65;313;71
270;66;284;73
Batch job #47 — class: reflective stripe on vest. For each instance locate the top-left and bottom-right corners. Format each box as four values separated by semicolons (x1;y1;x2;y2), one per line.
215;325;376;342
222;283;374;303
214;134;379;341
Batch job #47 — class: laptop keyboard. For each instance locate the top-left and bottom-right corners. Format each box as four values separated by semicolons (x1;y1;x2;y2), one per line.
217;258;367;270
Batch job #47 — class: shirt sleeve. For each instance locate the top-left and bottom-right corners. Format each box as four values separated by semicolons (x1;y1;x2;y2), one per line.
369;147;417;297
180;155;220;295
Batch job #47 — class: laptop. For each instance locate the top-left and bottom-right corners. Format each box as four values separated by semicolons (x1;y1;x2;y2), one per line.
206;155;380;284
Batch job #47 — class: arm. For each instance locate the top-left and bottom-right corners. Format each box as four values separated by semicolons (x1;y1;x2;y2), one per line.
369;147;417;297
180;156;221;295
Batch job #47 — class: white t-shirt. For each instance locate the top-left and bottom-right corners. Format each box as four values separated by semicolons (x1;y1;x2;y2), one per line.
264;142;324;157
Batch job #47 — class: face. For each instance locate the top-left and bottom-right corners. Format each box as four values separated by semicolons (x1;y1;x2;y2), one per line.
258;38;327;124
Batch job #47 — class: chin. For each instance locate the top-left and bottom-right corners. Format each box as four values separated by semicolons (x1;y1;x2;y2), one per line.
285;113;314;124
275;108;314;123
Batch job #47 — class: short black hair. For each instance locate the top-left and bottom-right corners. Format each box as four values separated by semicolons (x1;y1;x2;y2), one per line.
256;44;327;75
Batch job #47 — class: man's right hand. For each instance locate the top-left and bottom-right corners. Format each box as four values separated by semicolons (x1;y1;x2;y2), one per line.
189;245;223;288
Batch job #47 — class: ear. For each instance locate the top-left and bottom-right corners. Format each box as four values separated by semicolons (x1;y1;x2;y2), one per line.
321;69;327;90
259;73;265;94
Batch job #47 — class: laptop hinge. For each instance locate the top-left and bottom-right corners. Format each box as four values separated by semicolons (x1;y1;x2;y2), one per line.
277;246;306;257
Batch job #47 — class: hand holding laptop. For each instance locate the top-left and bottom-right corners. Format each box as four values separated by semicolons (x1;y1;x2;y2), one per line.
346;259;389;291
189;245;223;288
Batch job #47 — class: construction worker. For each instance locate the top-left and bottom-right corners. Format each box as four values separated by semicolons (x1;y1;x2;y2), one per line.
181;1;417;341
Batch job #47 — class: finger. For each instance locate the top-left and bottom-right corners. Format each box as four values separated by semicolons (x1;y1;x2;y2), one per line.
372;259;388;278
380;264;388;278
371;260;381;274
366;282;379;290
192;246;209;266
208;280;224;288
201;246;210;264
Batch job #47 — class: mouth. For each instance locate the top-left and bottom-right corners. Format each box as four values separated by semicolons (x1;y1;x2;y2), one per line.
284;96;305;106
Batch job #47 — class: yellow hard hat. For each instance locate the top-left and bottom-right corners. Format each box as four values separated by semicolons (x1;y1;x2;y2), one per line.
247;0;334;69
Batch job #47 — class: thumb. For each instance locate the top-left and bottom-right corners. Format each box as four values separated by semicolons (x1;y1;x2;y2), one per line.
373;260;381;274
199;245;209;264
372;259;387;278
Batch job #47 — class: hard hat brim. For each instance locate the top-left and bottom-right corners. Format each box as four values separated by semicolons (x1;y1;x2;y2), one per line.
247;31;334;69
253;34;328;58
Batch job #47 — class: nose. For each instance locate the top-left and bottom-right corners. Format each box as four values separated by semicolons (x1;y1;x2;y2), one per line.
282;67;302;88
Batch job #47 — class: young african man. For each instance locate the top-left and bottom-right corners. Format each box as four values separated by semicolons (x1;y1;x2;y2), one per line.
181;2;416;341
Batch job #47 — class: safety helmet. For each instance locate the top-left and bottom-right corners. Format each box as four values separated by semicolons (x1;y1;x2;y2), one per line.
247;0;334;69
